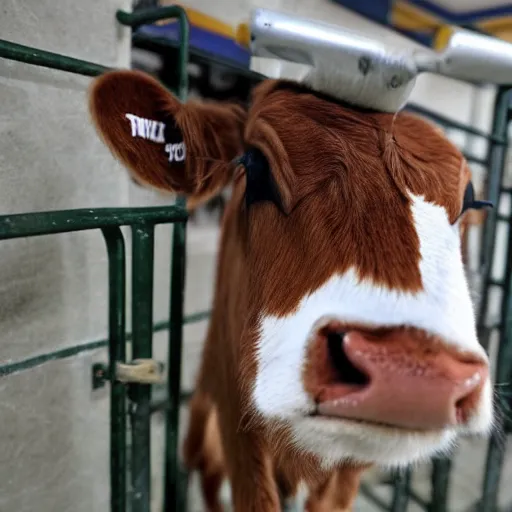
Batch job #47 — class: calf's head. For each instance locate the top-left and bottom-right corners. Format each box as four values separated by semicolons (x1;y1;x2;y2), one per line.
89;71;494;469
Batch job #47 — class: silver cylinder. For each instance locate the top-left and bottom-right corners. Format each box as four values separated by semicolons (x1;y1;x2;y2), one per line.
249;8;420;112
429;27;512;85
247;9;512;112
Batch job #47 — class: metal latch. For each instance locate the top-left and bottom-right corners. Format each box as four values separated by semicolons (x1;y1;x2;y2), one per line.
92;359;165;389
116;359;164;384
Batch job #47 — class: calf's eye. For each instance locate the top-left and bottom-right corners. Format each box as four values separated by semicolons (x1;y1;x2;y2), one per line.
236;147;283;212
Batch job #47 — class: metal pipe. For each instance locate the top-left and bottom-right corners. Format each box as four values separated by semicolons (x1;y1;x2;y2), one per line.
102;227;127;512
130;224;155;512
477;88;512;351
0;310;208;378
0;38;110;76
117;6;194;511
480;172;512;511
247;9;512;113
249;8;419;112
0;206;187;240
432;27;512;85
116;6;189;100
390;469;411;512
430;457;452;512
163;217;188;512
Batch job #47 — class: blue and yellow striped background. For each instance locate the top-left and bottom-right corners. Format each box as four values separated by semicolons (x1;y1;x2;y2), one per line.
332;0;512;47
137;2;512;67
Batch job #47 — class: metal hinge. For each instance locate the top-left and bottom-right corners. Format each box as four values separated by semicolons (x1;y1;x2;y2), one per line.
92;359;165;389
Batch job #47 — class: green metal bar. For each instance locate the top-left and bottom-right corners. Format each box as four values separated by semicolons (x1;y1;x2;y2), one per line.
116;6;189;99
0;206;187;240
0;310;209;378
429;457;452;512
177;469;190;512
184;310;210;324
116;7;193;511
390;469;411;512
477;88;512;353
464;153;488;167
0;339;107;377
152;310;210;335
129;224;155;512
479;203;512;512
116;8;192;510
102;227;128;512
0;38;111;76
405;103;506;144
478;88;512;275
164;218;187;512
131;32;266;85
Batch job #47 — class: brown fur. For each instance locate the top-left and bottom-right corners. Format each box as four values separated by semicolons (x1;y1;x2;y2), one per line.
89;71;476;511
88;70;246;209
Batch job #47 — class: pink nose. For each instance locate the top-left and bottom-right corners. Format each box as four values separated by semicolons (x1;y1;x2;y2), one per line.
305;325;488;430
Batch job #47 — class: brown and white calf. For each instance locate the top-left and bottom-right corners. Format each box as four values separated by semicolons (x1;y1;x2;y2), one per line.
89;70;494;511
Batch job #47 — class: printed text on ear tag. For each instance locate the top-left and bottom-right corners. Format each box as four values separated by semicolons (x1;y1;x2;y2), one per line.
125;113;186;163
165;143;186;163
125;113;166;143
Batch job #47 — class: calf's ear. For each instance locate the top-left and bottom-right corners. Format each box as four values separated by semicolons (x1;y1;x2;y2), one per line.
88;70;246;203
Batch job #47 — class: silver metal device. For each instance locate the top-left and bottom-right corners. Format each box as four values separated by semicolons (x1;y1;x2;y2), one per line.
247;8;512;112
425;27;512;85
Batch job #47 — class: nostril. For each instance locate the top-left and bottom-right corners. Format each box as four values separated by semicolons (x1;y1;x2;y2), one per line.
326;331;370;386
454;381;483;424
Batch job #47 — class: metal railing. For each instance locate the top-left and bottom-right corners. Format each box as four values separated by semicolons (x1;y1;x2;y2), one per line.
0;6;194;512
0;5;511;512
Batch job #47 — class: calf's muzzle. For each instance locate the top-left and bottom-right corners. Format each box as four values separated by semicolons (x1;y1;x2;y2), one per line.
305;323;488;430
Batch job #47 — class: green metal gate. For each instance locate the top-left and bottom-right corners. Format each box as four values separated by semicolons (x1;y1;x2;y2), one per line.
0;6;195;512
0;5;512;512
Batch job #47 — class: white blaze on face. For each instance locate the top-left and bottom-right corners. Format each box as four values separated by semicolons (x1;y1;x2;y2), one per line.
252;193;493;467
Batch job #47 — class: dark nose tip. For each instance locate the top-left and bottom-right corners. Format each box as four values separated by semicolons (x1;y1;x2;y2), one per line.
307;325;488;430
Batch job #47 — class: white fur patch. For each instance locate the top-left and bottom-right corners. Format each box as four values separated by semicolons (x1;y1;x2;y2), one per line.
252;194;493;467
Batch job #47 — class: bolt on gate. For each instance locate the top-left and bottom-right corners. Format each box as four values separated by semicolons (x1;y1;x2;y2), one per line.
0;5;512;512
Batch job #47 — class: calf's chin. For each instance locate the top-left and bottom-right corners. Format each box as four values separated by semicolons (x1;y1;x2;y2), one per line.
301;386;493;471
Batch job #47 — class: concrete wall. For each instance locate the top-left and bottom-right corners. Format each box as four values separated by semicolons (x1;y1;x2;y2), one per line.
0;2;129;511
0;2;215;511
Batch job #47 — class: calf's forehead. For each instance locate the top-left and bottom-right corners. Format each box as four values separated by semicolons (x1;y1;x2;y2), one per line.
244;82;467;222
240;87;469;317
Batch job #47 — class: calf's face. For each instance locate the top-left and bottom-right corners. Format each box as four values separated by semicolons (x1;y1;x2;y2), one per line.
89;72;494;470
